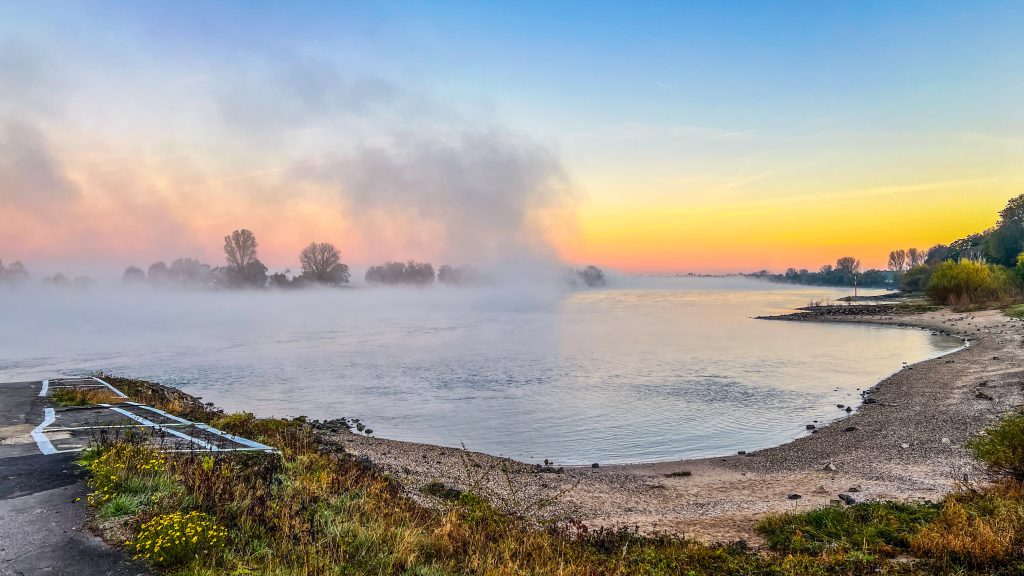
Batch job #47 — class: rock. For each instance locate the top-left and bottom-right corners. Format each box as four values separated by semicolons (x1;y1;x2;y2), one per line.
941;437;951;444
900;443;910;449
421;481;463;501
838;493;857;505
787;493;802;500
813;485;829;495
355;455;373;468
806;424;816;430
993;356;1001;360
845;407;852;412
591;463;600;468
848;485;862;493
976;392;994;401
837;404;845;409
863;398;878;404
364;429;373;434
844;426;858;432
822;462;837;472
737;450;746;455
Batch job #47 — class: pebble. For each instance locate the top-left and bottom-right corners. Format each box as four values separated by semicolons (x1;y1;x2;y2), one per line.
822;463;837;472
787;493;802;500
901;443;910;449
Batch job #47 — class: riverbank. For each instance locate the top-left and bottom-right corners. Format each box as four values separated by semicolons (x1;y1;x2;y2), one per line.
319;306;1021;543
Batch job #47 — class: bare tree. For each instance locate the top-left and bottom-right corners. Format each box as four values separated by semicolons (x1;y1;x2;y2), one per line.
224;229;259;270
835;256;861;275
298;242;350;286
887;249;907;272
222;229;267;288
906;247;926;268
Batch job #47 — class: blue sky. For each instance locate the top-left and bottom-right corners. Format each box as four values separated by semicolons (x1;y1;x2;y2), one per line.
2;1;1023;271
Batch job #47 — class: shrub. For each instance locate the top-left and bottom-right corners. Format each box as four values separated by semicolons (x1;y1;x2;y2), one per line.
901;265;933;292
967;412;1024;480
82;443;175;508
127;511;228;567
910;482;1024;565
926;260;1020;307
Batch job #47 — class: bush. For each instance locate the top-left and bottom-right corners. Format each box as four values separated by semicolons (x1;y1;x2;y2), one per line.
911;482;1024;565
127;511;227;567
926;260;1020;307
901;265;932;292
83;443;173;508
967;412;1024;481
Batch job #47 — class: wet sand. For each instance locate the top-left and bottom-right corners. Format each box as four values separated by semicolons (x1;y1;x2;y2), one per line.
320;307;1023;544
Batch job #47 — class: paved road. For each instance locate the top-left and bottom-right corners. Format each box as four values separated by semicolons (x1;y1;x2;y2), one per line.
0;380;148;576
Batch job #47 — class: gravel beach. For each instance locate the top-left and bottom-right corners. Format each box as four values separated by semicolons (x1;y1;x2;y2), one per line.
318;307;1023;544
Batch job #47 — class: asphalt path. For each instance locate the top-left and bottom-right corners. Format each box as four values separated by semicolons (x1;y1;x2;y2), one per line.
0;380;147;576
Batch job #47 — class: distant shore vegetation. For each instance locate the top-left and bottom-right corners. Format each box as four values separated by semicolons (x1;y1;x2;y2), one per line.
2;228;606;292
757;194;1024;309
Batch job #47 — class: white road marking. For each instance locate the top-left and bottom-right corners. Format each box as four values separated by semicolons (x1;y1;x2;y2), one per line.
31;408;57;455
91;377;128;398
101;404;220;451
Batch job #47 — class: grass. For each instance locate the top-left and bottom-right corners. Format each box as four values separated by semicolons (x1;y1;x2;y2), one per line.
74;375;1024;575
1004;304;1024;318
758;411;1024;572
50;387;125;406
756;501;940;556
967;412;1024;480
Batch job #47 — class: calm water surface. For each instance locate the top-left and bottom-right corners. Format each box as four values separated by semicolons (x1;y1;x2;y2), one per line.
0;277;961;464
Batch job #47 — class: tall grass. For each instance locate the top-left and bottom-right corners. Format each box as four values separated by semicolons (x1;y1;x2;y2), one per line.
926;260;1020;308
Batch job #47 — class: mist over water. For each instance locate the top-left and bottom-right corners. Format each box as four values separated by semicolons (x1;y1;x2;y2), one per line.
0;277;960;464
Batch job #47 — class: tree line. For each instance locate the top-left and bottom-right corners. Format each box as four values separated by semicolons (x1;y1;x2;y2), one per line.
121;230;351;289
2;228;608;291
759;194;1024;308
750;256;889;287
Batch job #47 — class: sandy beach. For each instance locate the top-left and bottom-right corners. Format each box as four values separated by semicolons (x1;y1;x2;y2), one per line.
318;306;1023;544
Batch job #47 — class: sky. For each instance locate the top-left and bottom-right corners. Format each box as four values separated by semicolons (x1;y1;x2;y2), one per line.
1;1;1023;275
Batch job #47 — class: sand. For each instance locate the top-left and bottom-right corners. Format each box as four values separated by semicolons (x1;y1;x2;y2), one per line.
318;307;1024;544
